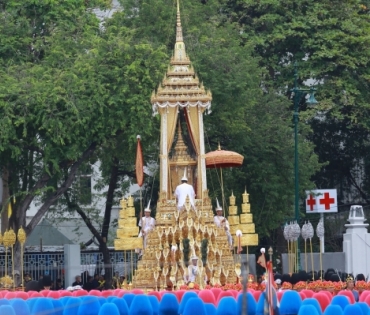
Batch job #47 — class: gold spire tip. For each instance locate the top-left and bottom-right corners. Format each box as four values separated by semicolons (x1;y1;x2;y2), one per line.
218;142;221;150
175;0;183;43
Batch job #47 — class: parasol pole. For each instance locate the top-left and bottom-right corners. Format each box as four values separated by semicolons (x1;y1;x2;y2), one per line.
287;240;290;274
220;168;226;217
316;218;324;279
140;188;143;252
310;238;314;279
131;250;133;283
290;240;294;274
304;238;307;272
307;221;315;278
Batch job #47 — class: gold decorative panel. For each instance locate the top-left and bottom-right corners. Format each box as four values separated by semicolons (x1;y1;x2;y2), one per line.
239;223;255;234
241;203;251;213
240;213;253;224
119;208;136;218
228;216;240;225
228;205;238;215
114;238;143;250
118;218;137;228
234;234;258;246
117;227;139;238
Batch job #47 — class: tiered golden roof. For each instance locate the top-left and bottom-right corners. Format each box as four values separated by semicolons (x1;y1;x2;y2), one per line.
150;1;211;115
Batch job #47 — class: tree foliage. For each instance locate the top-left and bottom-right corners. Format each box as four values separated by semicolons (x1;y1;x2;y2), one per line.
222;0;370;209
0;0;166;286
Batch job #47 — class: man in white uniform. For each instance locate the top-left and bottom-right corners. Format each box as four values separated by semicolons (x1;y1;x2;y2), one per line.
187;256;199;283
174;169;195;210
138;201;156;252
213;198;232;246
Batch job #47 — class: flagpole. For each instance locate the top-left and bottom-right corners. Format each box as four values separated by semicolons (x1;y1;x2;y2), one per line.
140;188;143;251
135;135;145;254
220;168;226;217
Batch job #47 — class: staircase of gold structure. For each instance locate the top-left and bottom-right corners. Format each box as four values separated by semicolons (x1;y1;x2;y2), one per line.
133;196;236;289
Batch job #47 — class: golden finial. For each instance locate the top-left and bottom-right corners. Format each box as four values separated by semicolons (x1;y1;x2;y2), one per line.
119;198;127;210
242;187;249;204
174;0;186;61
218;142;221;150
3;230;10;247
229;191;236;206
176;0;183;43
8;229;16;246
128;195;134;207
17;226;27;245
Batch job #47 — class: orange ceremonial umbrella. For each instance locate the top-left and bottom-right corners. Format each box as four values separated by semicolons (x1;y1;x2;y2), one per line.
205;146;244;169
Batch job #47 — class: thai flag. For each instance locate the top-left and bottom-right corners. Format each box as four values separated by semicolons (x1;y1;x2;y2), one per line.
264;261;279;315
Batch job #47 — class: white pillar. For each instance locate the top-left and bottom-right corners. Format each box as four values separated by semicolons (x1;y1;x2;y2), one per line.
161;112;168;194
64;244;81;287
198;109;207;192
343;205;369;276
320;213;325;253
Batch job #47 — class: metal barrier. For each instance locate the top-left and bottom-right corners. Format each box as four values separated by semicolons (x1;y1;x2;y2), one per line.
0;250;137;287
0;252;64;284
80;250;136;283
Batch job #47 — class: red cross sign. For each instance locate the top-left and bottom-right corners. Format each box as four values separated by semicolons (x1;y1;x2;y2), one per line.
306;194;316;211
319;192;335;210
305;189;337;213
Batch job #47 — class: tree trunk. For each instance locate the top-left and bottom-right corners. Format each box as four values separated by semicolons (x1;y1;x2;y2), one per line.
13;242;22;287
101;242;112;290
1;167;9;233
101;159;119;289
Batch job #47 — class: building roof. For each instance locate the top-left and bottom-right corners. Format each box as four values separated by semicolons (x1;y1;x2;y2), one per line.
26;218;74;246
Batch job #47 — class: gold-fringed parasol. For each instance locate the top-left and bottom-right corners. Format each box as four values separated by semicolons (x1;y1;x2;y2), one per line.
205;144;244;216
205;146;244;169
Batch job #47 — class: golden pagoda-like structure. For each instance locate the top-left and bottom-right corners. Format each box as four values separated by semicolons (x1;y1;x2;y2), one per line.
114;1;258;289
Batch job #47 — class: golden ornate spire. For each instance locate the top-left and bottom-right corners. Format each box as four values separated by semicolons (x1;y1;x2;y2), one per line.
176;0;183;43
174;0;186;61
151;0;212;110
172;122;192;162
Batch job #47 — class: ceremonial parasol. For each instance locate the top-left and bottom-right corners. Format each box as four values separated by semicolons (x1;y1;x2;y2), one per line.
205;145;244;215
205;145;244;169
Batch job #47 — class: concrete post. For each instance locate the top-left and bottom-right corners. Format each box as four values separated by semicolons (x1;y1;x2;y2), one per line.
64;244;81;288
343;205;370;277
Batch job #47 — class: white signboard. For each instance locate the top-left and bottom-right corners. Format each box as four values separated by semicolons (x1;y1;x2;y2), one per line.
305;189;338;213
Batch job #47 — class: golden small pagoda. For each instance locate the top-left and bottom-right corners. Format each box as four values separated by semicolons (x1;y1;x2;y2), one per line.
114;1;259;289
230;189;258;246
114;196;142;250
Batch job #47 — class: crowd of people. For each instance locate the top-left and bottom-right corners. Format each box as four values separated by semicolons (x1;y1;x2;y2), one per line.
248;268;366;302
24;271;125;292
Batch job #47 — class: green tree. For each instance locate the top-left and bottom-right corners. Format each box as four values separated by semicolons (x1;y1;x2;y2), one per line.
0;0;166;287
222;0;370;210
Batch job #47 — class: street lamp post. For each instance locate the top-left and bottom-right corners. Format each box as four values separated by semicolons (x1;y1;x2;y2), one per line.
291;62;318;271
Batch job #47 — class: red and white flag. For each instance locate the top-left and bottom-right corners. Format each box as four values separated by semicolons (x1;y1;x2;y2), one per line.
305;189;337;213
264;261;277;315
135;135;144;187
